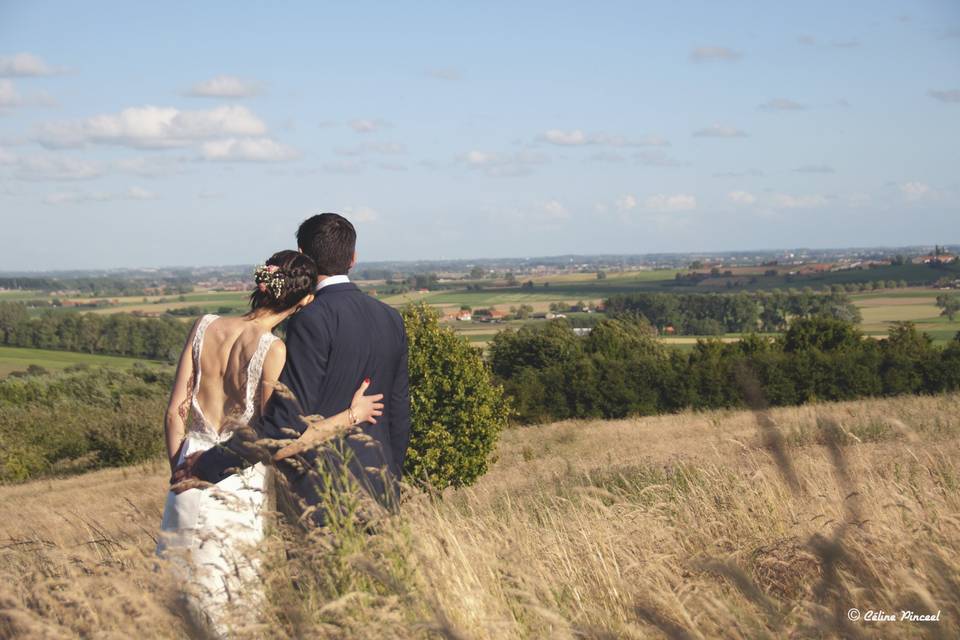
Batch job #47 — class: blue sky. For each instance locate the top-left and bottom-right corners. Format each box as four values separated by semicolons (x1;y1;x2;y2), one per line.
0;1;958;270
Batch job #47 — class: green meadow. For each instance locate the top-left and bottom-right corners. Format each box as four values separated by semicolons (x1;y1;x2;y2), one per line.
0;346;168;378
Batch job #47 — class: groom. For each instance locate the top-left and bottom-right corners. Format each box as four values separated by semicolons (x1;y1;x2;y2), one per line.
179;212;411;523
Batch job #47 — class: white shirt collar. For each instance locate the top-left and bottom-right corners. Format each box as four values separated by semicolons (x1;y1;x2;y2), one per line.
316;274;351;291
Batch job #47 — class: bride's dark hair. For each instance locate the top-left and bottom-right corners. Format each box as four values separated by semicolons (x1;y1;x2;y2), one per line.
249;250;319;311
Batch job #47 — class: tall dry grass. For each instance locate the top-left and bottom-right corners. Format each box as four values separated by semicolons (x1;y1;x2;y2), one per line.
2;393;958;638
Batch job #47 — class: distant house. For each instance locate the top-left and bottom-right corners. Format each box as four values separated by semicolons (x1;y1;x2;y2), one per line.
663;325;676;335
572;327;592;337
456;310;473;321
488;310;508;322
914;253;957;265
800;263;833;274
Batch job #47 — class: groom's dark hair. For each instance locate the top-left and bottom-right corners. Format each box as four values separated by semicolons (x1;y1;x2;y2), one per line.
297;213;356;276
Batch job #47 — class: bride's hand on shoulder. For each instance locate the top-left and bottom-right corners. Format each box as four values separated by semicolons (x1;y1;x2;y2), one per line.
350;377;384;425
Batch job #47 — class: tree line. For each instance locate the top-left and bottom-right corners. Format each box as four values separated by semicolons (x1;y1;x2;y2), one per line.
605;290;861;335
0;302;188;361
0;276;194;297
490;316;960;424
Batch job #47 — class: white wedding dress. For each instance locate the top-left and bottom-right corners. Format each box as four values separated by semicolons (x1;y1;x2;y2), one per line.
157;314;278;638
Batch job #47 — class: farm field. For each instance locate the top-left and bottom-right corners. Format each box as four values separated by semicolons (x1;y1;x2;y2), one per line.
82;291;250;316
852;289;959;342
1;393;957;638
0;290;43;301
0;346;169;377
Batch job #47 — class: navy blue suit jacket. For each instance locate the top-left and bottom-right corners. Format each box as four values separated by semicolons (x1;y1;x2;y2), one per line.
194;282;411;520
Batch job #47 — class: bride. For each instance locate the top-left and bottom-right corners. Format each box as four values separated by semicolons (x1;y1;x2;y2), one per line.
157;249;383;637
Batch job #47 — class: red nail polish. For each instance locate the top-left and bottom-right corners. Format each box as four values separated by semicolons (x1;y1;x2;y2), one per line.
364;377;371;384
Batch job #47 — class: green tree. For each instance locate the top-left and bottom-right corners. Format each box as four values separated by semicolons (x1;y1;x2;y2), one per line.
402;304;510;489
513;304;534;319
490;319;582;379
0;302;28;344
936;293;959;321
879;322;936;395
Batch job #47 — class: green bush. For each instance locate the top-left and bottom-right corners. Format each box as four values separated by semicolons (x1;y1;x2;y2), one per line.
402;303;510;489
0;367;169;483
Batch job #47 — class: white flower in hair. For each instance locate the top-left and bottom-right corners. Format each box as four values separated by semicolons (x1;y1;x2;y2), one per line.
254;264;285;298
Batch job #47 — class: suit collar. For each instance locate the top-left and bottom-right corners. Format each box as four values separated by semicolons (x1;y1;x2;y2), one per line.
315;282;359;295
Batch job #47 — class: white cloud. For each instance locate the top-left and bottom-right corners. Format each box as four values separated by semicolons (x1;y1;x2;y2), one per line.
200;137;299;162
113;155;187;177
44;186;157;205
0;53;63;77
615;194;638;211
543;129;589;145
759;98;806;111
13;153;100;181
334;142;406;157
645;194;697;212
539;199;569;221
341;205;379;223
634;150;686;167
727;190;757;205
427;68;461;81
350;119;386;133
588;151;626;163
0;80;21;107
900;181;931;200
771;193;827;209
605;193;696;224
36;105;268;149
127;186;157;200
693;124;748;138
541;129;669;147
461;149;546;177
0;79;55;109
690;46;742;62
186;75;263;98
928;89;960;104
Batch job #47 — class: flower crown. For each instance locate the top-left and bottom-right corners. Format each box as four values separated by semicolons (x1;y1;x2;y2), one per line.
254;264;285;299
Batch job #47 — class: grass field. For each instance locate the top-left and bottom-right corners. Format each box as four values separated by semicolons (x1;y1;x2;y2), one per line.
0;290;44;301
1;393;957;638
852;289;959;342
0;346;169;377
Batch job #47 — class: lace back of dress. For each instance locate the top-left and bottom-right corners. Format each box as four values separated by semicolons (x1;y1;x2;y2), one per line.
186;314;219;435
240;332;277;424
186;315;275;440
